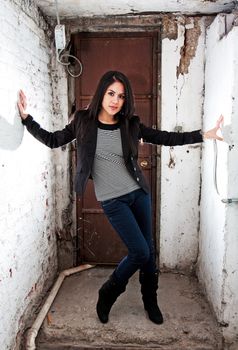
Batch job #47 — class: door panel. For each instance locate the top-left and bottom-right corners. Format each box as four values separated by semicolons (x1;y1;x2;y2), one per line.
74;33;158;264
79;36;153;95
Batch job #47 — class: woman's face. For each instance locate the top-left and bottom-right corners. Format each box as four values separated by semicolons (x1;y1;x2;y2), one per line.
101;81;125;117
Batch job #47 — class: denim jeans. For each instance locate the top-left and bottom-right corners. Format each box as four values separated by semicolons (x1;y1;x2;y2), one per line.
101;188;157;285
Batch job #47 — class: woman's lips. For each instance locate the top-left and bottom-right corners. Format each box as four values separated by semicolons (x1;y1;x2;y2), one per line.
109;106;118;111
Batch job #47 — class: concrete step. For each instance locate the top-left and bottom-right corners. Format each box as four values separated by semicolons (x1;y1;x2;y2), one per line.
36;267;223;350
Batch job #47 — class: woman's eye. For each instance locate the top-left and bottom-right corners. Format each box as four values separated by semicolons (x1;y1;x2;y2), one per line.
119;95;125;100
108;92;114;96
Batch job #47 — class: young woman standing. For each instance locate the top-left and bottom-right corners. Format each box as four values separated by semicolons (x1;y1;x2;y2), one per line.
18;71;223;325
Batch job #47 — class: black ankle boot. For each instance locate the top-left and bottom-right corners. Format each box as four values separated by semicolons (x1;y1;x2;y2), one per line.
96;272;127;323
139;270;164;324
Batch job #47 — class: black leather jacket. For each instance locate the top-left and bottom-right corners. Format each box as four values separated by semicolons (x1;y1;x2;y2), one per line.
22;110;203;196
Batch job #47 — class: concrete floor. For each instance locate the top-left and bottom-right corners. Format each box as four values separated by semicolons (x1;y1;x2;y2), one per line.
36;267;223;350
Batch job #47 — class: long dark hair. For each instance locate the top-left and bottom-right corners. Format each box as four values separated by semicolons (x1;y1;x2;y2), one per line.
79;71;137;155
88;71;135;120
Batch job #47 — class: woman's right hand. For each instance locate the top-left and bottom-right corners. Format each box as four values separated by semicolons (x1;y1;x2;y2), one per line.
17;90;28;120
203;115;224;141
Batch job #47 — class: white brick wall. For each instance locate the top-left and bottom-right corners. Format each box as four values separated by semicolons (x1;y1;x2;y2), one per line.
0;1;59;349
199;15;238;344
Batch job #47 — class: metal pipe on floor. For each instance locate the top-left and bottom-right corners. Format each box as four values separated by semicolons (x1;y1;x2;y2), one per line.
25;264;95;350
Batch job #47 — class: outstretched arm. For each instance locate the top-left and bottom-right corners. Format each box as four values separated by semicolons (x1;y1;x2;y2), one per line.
139;115;224;146
17;90;76;148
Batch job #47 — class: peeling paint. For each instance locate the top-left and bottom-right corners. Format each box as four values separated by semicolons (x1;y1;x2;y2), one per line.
168;147;176;168
160;15;204;272
219;13;238;40
24;284;37;301
56;202;73;242
162;16;178;40
177;18;201;77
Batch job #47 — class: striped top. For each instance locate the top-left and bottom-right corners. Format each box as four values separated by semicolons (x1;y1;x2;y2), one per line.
91;121;140;201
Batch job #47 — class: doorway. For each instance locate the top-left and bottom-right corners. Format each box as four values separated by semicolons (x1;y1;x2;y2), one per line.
73;32;159;264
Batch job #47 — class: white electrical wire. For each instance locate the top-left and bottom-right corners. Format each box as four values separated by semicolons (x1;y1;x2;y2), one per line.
57;49;83;78
213;140;238;204
55;0;60;25
213;139;220;196
54;0;83;78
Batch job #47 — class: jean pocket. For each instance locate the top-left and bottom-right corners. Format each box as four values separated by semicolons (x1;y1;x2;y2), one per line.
101;198;117;208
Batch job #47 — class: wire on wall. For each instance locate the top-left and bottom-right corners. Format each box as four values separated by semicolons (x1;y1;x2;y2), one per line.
54;0;83;78
213;140;238;204
56;48;83;78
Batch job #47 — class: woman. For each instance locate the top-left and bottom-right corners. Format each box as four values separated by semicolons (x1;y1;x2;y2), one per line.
18;71;223;325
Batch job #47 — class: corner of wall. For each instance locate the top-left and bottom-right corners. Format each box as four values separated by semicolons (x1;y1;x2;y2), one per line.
50;52;76;270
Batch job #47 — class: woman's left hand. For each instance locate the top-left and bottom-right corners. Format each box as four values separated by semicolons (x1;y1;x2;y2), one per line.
203;115;224;141
17;90;28;120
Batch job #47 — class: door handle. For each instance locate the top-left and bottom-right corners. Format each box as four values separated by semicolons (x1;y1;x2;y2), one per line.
140;160;148;168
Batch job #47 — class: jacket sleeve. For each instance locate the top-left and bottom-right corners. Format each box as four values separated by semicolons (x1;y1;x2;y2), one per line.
22;114;76;148
139;123;203;146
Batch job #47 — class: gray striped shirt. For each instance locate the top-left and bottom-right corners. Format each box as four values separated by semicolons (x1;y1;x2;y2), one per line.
91;121;140;201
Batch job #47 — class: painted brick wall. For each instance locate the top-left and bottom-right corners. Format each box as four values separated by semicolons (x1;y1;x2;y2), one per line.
199;14;238;346
0;1;59;349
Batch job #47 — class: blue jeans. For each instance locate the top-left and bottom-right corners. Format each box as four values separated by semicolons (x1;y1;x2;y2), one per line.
101;188;157;285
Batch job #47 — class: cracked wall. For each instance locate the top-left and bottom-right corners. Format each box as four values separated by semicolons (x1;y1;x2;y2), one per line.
177;18;201;77
160;16;206;271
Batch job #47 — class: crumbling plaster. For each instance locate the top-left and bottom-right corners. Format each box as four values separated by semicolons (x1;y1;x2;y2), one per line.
160;16;206;271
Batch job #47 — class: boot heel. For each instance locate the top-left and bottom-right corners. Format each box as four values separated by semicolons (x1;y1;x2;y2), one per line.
139;271;164;325
96;273;126;323
144;302;164;324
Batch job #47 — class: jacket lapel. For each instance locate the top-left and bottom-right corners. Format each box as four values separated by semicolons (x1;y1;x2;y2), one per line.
83;119;98;159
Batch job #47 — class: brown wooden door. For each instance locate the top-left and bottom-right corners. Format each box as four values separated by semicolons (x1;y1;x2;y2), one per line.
73;33;158;264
